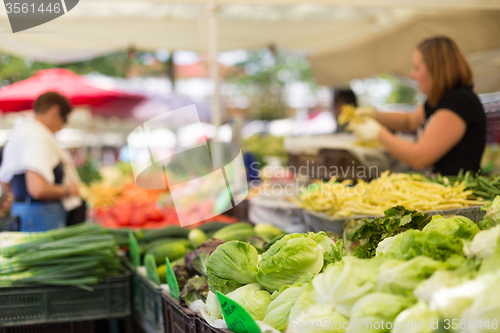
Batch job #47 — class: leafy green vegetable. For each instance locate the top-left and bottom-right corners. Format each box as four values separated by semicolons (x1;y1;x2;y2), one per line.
179;275;209;307
423;215;479;240
312;256;384;318
257;233;325;292
226;283;272;321
263;275;313;331
206;241;258;294
185;238;225;276
461;273;500;330
376;230;464;261
288;282;317;322
349;292;412;333
205;291;223;319
377;257;445;296
393;301;443;333
347;206;431;258
292;304;348;333
470;225;500;260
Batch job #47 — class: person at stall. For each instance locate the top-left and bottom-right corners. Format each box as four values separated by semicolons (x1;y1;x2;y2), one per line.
333;88;358;133
350;36;486;176
0;92;81;231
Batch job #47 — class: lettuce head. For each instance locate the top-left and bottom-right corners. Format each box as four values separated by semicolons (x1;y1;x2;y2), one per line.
375;230;464;261
291;304;348;333
206;241;258;293
423;215;479;240
257;233;325;292
312;256;383;318
226;283;272;321
470;225;500;260
377;257;445;295
349;292;412;333
392;301;442;333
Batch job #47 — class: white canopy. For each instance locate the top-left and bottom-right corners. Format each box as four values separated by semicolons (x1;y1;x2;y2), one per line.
0;1;499;91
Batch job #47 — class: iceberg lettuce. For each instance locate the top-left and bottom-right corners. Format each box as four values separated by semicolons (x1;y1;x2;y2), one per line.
375;230;464;261
226;283;272;321
312;256;383;318
423;215;479;240
392;301;442;333
257;233;325;292
206;241;258;293
377;257;445;295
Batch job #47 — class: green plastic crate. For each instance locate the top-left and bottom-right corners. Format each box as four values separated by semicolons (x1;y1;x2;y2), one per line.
0;274;130;327
123;258;164;333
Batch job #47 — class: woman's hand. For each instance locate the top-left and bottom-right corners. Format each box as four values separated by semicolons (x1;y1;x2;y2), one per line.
350;118;382;142
67;183;79;197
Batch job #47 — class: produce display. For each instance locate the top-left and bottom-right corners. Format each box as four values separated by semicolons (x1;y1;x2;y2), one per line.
191;199;500;333
295;171;484;217
244;134;288;167
131;222;287;308
428;170;500;200
0;223;122;291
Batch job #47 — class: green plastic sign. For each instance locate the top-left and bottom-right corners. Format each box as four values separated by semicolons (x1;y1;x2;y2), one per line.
145;254;161;286
166;257;180;299
128;232;140;267
217;291;261;333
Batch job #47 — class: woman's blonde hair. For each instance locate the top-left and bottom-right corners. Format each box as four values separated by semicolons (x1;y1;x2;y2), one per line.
417;36;473;107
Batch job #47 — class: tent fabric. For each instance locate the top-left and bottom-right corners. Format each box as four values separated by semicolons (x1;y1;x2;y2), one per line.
308;10;500;93
0;2;498;91
0;69;144;112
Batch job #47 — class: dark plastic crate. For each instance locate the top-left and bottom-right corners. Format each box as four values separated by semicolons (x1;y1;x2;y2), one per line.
0;321;94;333
122;258;164;333
162;292;198;333
0;274;130;327
196;316;230;333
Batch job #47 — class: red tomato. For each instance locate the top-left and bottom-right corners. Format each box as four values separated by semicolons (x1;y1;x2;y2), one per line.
146;206;164;222
130;212;147;226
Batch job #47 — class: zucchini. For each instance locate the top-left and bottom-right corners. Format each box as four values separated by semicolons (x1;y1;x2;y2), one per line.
145;238;191;253
143;226;190;243
212;222;255;241
146;242;187;266
198;222;231;233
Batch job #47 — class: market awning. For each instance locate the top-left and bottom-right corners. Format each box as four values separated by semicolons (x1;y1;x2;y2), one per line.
308;10;500;93
0;68;145;112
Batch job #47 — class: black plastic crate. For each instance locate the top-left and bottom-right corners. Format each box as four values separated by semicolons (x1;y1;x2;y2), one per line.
0;274;130;327
122;258;164;333
162;292;197;333
196;316;230;333
0;321;95;333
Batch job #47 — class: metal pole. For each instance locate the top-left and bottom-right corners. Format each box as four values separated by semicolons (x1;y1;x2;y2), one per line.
207;4;221;131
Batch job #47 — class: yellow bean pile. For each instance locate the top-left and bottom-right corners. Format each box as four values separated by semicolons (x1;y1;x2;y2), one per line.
295;171;485;217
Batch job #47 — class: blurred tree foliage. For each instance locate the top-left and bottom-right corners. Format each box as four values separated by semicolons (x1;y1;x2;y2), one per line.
228;47;315;121
0;50;171;86
381;74;418;104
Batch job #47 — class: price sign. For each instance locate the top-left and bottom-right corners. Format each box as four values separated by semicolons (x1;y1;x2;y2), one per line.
217;291;261;333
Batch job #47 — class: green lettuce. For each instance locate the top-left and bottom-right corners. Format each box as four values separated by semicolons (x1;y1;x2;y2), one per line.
461;272;500;331
257;233;325;292
470;225;500;260
377;257;445;295
206;241;258;294
205;291;223;319
392;301;442;333
288;283;317;322
290;304;348;333
349;292;412;333
422;215;479;240
376;230;464;261
312;256;383;318
226;283;272;321
262;276;314;332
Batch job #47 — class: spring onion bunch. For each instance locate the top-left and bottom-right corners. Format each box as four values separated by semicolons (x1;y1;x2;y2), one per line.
0;223;122;290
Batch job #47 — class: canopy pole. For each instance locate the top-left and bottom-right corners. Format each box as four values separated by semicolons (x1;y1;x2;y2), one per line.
207;4;221;131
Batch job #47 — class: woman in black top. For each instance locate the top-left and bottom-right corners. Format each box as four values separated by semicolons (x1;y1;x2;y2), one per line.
350;36;486;176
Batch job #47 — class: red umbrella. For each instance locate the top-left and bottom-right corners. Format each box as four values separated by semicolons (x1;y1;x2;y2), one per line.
0;68;144;113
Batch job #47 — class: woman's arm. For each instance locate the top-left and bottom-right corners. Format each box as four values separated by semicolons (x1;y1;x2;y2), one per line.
378;109;466;168
374;105;425;133
26;170;78;200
